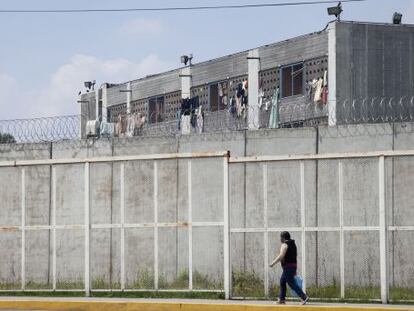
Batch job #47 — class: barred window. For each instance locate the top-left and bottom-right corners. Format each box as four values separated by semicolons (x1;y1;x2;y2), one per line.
281;63;304;98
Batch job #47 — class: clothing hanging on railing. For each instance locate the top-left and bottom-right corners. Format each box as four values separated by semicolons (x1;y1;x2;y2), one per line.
196;105;204;133
258;87;265;109
179;96;200;134
236;83;248;118
311;78;323;103
181;115;191;134
115;115;128;137
190;96;200;128
134;113;146;135
269;88;280;129
126;114;135;137
229;97;236;115
100;121;115;137
176;109;182;130
322;70;328;105
219;81;228;107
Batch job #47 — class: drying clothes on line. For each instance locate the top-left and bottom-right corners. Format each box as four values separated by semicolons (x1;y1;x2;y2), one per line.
258;87;265;109
235;94;243;117
235;83;248;118
242;80;248;107
181;115;191;135
181;98;192;116
134;113;146;135
218;83;224;97
196;105;204;133
228;97;237;115
100;121;115;137
176;109;182;130
269;88;280;129
114;113;146;137
311;78;324;103
221;95;228;107
126;114;135;137
115;115;127;137
322;87;328;105
264;99;272;111
242;80;248;92
322;70;328;105
179;96;200;133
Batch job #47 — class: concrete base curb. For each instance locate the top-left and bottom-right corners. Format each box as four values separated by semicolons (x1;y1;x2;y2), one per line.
0;299;413;311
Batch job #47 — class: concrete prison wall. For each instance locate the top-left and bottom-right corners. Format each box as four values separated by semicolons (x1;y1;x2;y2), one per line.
0;122;413;300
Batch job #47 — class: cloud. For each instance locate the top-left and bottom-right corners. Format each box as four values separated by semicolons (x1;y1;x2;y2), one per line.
119;18;165;37
1;54;174;119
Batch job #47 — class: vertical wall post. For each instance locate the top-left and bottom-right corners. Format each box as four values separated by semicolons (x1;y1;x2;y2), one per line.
84;162;90;296
247;49;260;130
328;22;337;126
120;163;125;291
154;161;159;290
188;160;193;291
101;83;108;123
263;163;269;297
180;66;192;100
223;155;230;300
52;166;57;291
339;160;345;299
95;89;100;121
379;155;388;303
21;168;26;291
126;82;132;115
300;161;307;292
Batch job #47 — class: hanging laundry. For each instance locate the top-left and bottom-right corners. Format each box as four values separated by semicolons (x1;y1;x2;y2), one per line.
242;80;248;91
218;83;224;97
235;84;244;117
265;99;272;111
242;80;248;106
181;115;191;135
115;115;122;137
229;97;236;115
313;78;323;103
269;88;280;129
100;121;115;137
115;115;127;137
181;98;191;116
196;105;204;133
322;70;328;105
126;114;136;137
176;108;181;130
134;113;146;135
221;95;228;107
258;87;265;109
307;81;314;101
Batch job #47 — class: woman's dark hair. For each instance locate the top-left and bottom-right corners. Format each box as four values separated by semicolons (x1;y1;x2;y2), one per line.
280;231;291;241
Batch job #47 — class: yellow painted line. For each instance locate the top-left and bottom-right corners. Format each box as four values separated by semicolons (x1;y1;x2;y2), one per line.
0;300;413;311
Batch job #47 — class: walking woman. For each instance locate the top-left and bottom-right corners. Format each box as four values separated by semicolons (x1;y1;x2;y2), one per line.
269;231;309;305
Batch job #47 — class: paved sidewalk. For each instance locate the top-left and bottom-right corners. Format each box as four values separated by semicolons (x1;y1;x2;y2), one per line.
0;297;412;311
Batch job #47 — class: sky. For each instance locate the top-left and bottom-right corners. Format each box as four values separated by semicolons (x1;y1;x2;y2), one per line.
0;0;413;119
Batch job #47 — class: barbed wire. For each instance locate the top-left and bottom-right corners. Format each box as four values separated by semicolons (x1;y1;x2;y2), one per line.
1;97;414;145
0;115;81;144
